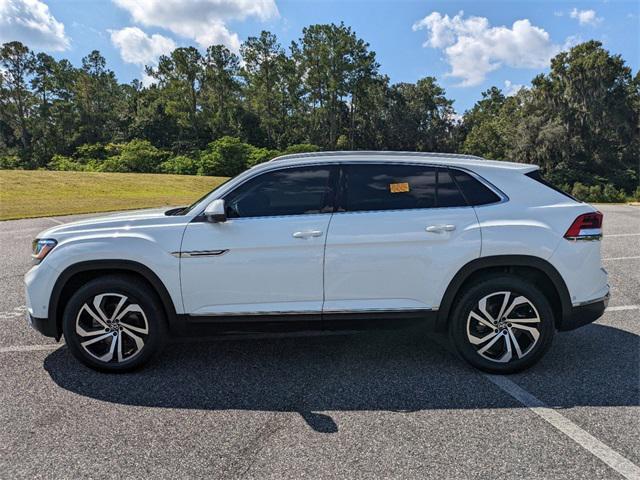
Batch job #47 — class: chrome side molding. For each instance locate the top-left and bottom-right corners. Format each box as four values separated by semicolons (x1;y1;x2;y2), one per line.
171;250;229;258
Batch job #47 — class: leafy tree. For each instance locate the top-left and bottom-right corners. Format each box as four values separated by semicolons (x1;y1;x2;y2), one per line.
0;34;637;198
384;78;456;152
294;23;379;148
75;51;122;146
99;139;167;173
0;42;34;158
241;31;288;147
146;47;204;148
247;146;280;167
199;136;252;176
160;155;199;175
511;41;638;190
283;143;320;154
201;45;241;139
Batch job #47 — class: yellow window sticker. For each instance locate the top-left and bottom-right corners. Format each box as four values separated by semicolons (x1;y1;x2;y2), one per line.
390;182;410;193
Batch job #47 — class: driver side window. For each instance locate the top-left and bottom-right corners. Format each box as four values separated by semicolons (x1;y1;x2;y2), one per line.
224;165;336;218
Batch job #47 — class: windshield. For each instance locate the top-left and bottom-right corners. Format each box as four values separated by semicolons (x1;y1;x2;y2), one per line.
169;177;233;216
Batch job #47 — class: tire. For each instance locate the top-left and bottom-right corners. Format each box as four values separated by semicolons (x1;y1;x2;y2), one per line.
448;274;555;374
62;274;167;372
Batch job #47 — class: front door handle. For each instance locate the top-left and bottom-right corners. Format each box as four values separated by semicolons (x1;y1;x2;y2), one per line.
426;224;456;233
292;230;323;239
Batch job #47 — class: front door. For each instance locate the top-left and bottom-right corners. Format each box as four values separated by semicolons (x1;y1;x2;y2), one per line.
180;164;337;317
323;163;481;314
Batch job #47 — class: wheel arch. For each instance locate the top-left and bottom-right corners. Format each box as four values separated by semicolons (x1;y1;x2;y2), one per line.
49;260;179;339
436;255;572;330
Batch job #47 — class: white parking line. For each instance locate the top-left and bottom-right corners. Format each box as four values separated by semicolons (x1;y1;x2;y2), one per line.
484;374;640;480
0;344;61;353
603;256;640;261
46;217;65;225
606;233;640;237
607;305;640;312
0;305;28;320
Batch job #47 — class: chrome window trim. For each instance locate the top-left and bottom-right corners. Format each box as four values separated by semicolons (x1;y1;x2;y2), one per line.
193;159;508;218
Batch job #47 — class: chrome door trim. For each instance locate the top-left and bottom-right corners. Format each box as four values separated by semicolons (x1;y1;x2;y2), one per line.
172;249;229;258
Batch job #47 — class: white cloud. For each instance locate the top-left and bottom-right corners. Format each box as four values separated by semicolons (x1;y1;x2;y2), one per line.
112;0;279;51
0;0;70;51
504;80;526;96
569;8;602;26
109;27;176;66
413;11;560;87
109;27;176;87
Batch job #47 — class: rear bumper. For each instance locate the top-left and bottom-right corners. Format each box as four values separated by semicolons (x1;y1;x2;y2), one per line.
558;294;609;331
27;313;59;339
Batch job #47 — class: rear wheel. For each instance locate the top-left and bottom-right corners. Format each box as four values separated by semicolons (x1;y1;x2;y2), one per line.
448;275;555;374
62;275;167;372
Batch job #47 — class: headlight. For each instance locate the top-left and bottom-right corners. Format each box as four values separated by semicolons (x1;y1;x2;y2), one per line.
32;239;57;263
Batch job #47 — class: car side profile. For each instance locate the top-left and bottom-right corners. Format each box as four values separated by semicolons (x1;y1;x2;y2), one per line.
25;151;609;373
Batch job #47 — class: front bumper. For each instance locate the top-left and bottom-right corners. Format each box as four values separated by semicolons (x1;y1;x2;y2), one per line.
27;313;59;338
557;293;609;331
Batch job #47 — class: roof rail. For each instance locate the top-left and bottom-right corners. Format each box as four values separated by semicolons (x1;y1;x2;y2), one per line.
269;150;485;162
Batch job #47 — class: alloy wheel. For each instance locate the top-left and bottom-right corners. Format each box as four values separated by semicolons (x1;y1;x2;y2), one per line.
466;291;541;363
75;293;149;364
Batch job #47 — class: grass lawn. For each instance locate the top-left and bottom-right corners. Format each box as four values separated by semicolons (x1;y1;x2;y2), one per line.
0;170;228;221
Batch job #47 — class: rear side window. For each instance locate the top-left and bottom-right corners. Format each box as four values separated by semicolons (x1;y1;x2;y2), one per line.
450;169;501;206
224;166;335;218
525;170;578;201
437;169;468;207
340;164;468;212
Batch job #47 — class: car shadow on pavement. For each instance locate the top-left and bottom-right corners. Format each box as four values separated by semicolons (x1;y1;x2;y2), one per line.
44;323;639;433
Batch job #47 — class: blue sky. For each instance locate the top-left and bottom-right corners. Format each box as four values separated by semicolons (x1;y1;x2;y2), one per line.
1;0;638;112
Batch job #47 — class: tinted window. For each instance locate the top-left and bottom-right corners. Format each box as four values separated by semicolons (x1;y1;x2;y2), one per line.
342;164;435;212
224;166;334;218
450;169;501;205
437;169;467;207
525;170;578;201
341;164;468;212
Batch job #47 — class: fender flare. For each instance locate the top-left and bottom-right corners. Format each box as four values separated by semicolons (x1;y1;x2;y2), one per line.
436;255;572;329
49;260;179;336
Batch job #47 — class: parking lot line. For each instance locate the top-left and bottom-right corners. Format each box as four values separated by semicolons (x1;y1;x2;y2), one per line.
607;305;640;312
0;344;60;353
603;256;640;261
606;233;640;237
484;374;640;480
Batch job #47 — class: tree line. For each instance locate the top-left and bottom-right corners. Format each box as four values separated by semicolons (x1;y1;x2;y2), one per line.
1;24;638;199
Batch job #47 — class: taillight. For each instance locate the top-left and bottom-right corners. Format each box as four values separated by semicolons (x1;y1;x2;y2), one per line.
564;212;603;241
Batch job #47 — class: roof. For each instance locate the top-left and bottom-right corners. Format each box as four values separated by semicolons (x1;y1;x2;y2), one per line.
268;151;537;171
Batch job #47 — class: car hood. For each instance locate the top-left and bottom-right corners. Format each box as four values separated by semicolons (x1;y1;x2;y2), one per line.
36;208;188;239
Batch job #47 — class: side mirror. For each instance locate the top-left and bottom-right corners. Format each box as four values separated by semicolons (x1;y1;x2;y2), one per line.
204;199;227;223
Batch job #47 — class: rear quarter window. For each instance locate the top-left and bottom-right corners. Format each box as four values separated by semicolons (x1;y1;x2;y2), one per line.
525;170;578;201
450;169;502;206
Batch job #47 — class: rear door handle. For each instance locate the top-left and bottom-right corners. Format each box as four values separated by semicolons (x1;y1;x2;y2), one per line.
292;230;323;239
426;224;456;233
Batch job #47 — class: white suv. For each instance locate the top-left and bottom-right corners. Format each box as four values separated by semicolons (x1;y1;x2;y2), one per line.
25;152;609;373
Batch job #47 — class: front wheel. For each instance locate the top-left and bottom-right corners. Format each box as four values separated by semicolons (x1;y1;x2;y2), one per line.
448;275;555;374
62;275;167;372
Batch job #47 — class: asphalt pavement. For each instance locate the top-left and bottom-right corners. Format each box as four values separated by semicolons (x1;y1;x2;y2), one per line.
0;205;638;479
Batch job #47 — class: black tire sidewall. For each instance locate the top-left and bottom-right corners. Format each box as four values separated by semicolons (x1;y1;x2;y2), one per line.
62;275;166;372
448;275;555;374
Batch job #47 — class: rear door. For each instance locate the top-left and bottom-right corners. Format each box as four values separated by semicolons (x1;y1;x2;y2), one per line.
180;164;337;317
323;163;481;314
